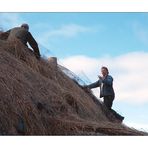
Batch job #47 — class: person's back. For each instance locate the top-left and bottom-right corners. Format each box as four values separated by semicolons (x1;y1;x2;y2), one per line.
7;27;29;46
6;24;41;59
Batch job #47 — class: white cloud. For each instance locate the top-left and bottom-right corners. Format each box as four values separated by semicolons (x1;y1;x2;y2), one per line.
48;24;92;37
37;24;95;45
125;121;148;132
0;13;24;30
60;51;148;104
60;55;98;74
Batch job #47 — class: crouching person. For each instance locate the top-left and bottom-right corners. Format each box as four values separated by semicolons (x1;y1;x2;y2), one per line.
4;23;41;60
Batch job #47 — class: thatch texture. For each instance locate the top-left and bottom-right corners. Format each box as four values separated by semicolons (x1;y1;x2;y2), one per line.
0;37;146;135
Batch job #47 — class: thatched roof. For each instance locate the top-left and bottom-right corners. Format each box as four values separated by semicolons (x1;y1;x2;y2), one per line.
0;36;146;135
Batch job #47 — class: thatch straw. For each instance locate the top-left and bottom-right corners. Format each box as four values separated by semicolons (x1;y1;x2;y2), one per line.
0;38;146;135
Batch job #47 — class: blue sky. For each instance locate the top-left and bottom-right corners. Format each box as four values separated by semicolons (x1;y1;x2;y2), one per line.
1;12;148;131
27;13;148;57
1;13;148;57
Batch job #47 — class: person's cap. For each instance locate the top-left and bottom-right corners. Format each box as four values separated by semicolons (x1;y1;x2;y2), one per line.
21;23;29;30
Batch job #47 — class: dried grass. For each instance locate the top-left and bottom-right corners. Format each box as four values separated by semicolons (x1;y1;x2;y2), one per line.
0;37;146;135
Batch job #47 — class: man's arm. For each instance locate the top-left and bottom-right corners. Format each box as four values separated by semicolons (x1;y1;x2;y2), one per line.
86;80;101;89
27;32;41;59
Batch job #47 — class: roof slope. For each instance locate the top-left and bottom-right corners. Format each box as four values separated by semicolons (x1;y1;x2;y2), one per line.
0;37;146;135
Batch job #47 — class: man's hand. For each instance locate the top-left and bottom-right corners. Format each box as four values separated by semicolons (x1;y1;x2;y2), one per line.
82;85;88;89
98;75;103;80
82;85;89;90
35;53;41;60
82;85;91;93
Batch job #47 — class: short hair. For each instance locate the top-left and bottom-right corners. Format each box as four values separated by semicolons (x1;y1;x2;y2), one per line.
21;23;29;31
101;66;109;74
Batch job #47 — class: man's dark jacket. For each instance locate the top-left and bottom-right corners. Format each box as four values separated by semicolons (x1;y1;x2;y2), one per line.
87;75;115;98
7;27;40;58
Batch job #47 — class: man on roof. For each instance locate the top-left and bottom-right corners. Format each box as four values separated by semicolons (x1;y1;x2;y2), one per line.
5;23;41;59
83;66;124;122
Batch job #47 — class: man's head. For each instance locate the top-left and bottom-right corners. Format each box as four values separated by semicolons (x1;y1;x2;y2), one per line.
101;66;109;77
21;23;29;31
